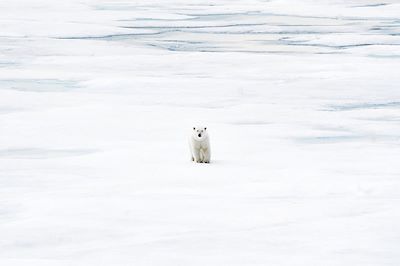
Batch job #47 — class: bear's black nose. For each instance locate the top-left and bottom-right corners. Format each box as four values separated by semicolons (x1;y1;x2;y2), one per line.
198;134;201;138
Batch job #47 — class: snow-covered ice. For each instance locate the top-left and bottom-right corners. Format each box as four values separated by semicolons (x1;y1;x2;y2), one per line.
1;0;400;265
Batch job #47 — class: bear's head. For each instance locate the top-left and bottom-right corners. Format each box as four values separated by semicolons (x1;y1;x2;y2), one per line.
192;126;208;141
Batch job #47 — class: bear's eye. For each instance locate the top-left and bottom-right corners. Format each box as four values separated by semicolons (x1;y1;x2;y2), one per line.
193;127;196;130
204;127;207;130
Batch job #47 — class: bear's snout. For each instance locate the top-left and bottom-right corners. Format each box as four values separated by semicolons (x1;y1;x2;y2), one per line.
198;133;202;138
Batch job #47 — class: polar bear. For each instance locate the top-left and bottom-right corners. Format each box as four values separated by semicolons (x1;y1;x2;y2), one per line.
189;126;211;163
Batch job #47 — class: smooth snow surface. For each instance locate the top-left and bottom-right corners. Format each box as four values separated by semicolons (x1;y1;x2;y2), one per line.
1;0;400;265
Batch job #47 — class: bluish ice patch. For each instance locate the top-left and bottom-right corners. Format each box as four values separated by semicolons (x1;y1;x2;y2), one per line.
164;11;263;22
312;125;351;133
285;43;376;49
54;5;400;55
121;22;268;30
0;61;17;68
0;107;24;114
325;102;400;111
352;3;389;8
147;40;217;52
181;11;396;22
296;134;400;144
178;11;322;21
359;116;400;122
0;148;98;159
121;17;195;22
178;29;346;35
57;32;168;40
368;54;400;58
0;79;80;92
0;203;21;223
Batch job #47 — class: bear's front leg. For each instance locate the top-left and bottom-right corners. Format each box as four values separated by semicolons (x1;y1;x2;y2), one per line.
193;149;201;163
202;149;210;163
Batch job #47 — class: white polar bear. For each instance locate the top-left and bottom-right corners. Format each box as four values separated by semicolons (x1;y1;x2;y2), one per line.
189;126;211;163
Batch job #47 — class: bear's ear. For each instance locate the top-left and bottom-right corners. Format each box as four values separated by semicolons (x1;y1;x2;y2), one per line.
204;127;207;130
193;127;196;130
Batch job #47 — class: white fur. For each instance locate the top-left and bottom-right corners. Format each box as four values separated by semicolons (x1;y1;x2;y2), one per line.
189;126;211;163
